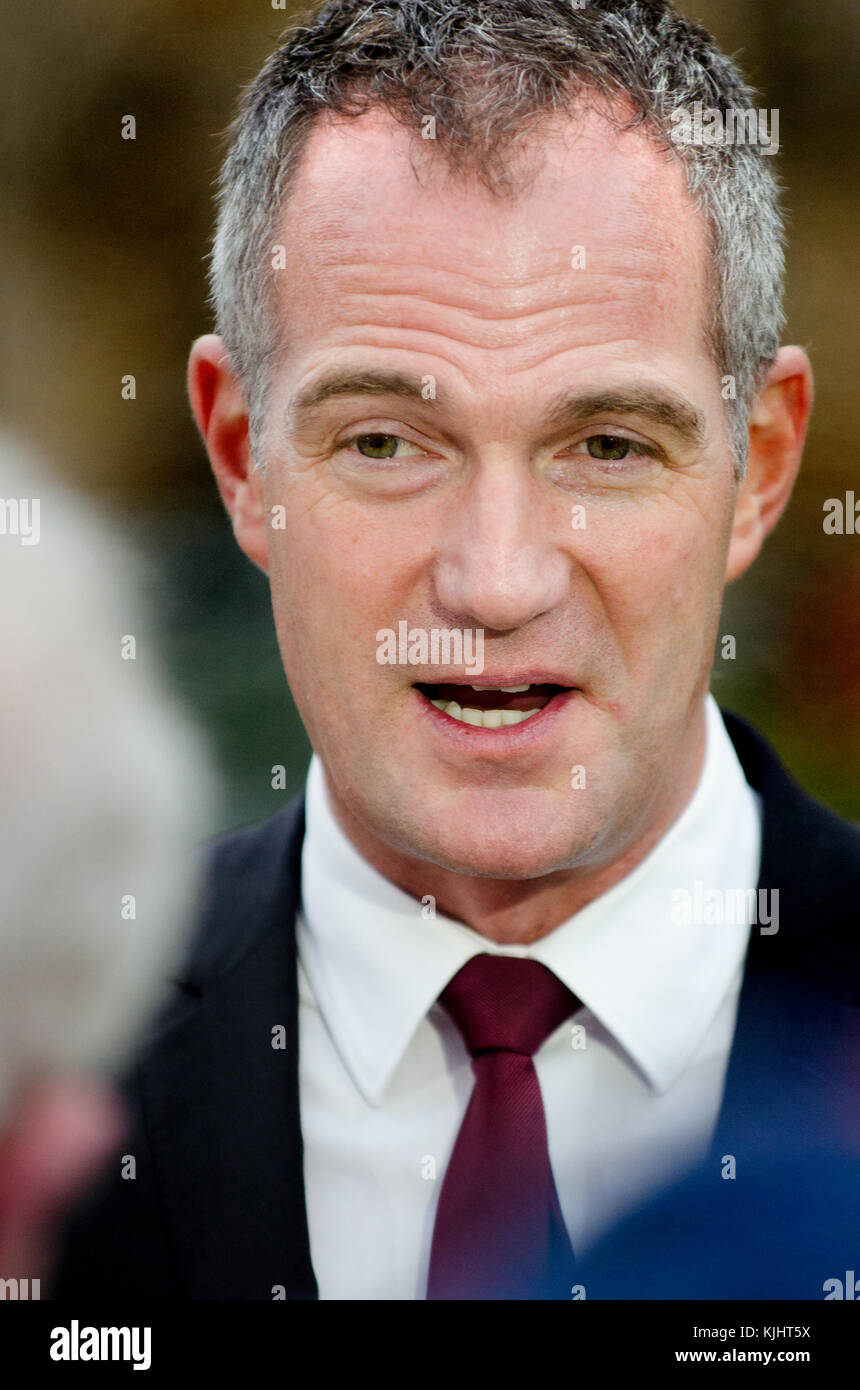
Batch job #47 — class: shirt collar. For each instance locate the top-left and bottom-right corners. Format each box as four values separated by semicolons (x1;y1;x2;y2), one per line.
297;695;761;1105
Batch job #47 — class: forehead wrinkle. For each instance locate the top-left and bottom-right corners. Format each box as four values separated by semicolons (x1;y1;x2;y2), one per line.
314;237;683;302
335;274;663;321
300;278;695;369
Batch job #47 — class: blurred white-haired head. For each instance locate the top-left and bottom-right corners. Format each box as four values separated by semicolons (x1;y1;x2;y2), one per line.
0;432;218;1134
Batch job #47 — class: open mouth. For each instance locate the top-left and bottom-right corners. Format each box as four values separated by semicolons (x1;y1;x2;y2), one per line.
414;681;571;729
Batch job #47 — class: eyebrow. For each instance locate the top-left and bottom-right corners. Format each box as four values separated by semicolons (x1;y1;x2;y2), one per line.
287;370;707;448
288;370;426;431
543;387;707;448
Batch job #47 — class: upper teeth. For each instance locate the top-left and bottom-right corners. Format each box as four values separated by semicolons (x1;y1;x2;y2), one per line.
471;684;531;693
429;699;541;728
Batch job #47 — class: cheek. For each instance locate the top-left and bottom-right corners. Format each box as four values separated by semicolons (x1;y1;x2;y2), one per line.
268;503;415;694
284;513;405;611
579;496;729;647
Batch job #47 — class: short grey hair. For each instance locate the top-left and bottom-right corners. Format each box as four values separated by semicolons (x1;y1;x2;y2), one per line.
210;0;786;476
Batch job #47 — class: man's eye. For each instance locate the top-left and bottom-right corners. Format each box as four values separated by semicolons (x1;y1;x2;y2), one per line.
352;433;414;460
581;435;635;461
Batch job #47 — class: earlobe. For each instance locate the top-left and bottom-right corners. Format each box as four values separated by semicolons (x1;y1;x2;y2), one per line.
187;335;271;573
725;346;814;584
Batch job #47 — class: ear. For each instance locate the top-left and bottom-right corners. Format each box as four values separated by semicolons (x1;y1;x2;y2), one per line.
725;346;814;583
187;334;270;573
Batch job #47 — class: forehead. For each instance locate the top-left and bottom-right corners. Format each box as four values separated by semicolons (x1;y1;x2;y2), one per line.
273;103;713;380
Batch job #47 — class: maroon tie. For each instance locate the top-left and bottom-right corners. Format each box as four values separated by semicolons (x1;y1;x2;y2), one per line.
427;953;579;1300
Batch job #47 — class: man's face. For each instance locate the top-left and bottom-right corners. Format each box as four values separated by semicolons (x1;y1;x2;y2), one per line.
255;105;741;880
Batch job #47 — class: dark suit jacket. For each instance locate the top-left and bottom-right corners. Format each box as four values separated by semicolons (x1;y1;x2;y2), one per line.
51;711;860;1300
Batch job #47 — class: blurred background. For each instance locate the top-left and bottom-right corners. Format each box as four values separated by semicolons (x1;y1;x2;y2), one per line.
1;0;857;829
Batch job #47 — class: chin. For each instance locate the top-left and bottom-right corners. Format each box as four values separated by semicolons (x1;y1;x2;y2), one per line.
391;801;605;881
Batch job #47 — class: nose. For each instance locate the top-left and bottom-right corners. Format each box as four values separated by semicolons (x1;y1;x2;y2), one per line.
432;456;572;633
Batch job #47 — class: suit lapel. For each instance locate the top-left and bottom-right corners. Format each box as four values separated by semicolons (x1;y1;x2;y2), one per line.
140;797;318;1299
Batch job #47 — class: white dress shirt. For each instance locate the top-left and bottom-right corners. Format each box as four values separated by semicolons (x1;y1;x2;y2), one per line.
296;695;762;1299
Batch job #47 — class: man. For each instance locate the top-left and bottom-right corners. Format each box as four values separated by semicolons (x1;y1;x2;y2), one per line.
0;436;215;1296
53;0;858;1301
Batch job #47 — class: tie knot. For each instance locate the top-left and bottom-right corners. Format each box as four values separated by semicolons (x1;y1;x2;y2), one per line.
439;954;578;1058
